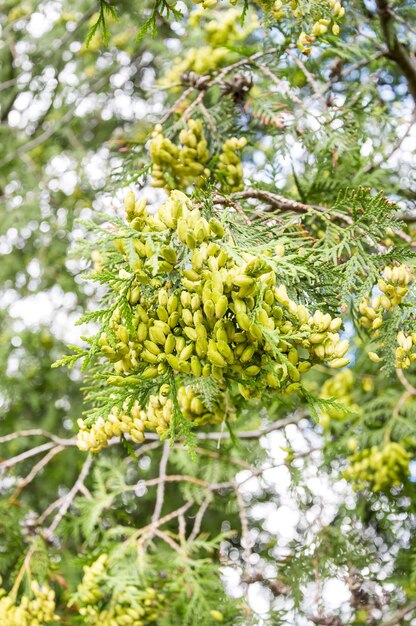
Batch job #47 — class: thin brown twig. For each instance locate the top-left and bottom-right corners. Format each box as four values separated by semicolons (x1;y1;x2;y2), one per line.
130;501;194;549
47;454;93;536
327;50;386;87
180;48;279;120
196;412;305;440
151;441;170;526
393;369;416;418
0;412;304;459
214;194;251;224
287;48;327;110
235;488;252;563
188;494;212;542
393;390;414;418
198;101;217;136
0;442;56;470
0;429;78;446
36;495;66;525
135;474;209;489
212;48;278;86
178;512;186;545
192;446;254;471
252;62;303;105
154;529;183;553
229;189;311;214
218;188;414;249
381;602;416;626
13;445;65;497
388;9;416;37
376;0;416;104
396;368;416;396
134;440;164;458
10;544;36;600
129;459;301;497
158;85;195;124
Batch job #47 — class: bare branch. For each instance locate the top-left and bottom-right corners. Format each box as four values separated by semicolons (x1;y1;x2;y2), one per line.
180;48;279;120
151;441;170;526
0;429;77;447
36;495;66;525
235;488;253;564
396;368;416;396
13;445;65;497
131;501;194;549
196;412;305;440
287;48;327;110
10;544;36;600
0;442;56;470
215;188;415;249
154;529;182;553
252;61;303;105
140;474;209;489
188;494;212;542
227;189;311;214
178;512;186;545
381;602;416;626
376;0;416;104
46;454;93;536
192;446;254;471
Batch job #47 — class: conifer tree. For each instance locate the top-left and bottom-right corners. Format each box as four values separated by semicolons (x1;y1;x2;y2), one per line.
1;0;416;624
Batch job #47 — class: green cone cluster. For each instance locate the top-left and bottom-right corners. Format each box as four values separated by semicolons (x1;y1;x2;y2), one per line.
76;555;163;625
319;369;359;429
150;121;210;190
395;331;416;369
257;0;344;27
216;137;246;192
76;554;108;605
160;8;258;88
78;189;350;448
112;191;349;391
344;442;411;492
149;121;246;193
359;264;412;332
296;0;344;54
178;385;228;425
0;581;58;626
359;265;413;366
77;384;226;452
77;399;146;452
89;189;349;422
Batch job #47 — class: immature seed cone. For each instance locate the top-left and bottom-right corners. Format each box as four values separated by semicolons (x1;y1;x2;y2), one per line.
344;442;411;492
0;580;58;626
75;554;165;625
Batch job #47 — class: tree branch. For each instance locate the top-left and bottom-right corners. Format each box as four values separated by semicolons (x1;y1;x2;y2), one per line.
46;454;93;537
188;494;212;542
130;501;194;549
0;428;78;447
215;189;415;248
381;602;416;626
0;442;56;470
376;0;416;104
151;441;170;526
13;445;65;497
235;487;253;564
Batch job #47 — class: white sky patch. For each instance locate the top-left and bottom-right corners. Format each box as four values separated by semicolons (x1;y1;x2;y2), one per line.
7;287;82;343
27;12;54;37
